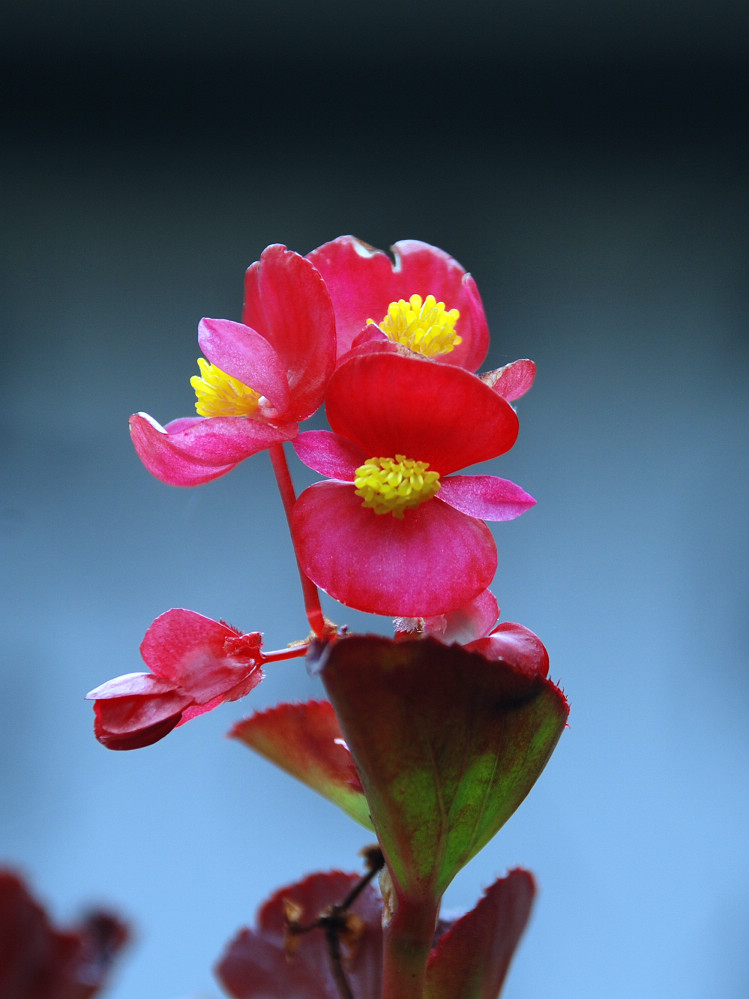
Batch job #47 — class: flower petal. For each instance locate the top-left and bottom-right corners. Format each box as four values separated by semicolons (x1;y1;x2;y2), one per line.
465;622;550;678
308;236;489;369
140;609;263;703
292;430;366;480
242;245;337;421
325;354;519;475
197;318;291;416
92;692;191;750
481;358;537;401
292;482;497;617
437;475;536;521
129;412;297;486
402;588;499;645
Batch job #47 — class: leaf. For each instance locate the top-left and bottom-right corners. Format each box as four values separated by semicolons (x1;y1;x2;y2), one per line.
425;869;535;999
230;700;373;829
314;636;568;904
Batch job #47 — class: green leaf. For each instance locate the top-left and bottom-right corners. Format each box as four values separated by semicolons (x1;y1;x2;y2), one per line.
315;636;568;903
230;700;374;829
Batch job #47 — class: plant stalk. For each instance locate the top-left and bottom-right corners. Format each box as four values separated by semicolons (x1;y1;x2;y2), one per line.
268;442;327;639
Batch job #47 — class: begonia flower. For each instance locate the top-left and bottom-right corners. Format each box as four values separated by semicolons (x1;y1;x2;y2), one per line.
291;352;535;617
130;244;336;486
86;609;266;749
307;235;489;368
0;869;129;999
307;235;537;401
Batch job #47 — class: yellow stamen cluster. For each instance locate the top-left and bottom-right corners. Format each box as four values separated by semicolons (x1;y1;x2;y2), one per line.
190;358;261;418
354;454;441;519
368;294;462;357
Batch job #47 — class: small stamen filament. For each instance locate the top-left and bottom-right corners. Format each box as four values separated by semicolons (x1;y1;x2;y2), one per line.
368;294;462;357
354;454;441;519
190;358;261;417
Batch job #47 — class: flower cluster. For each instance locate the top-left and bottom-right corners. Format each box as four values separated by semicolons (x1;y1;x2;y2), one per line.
82;237;568;999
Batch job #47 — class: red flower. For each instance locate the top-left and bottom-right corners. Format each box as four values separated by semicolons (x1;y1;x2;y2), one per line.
0;869;128;999
86;609;265;749
307;235;537;401
291;353;535;617
307;235;489;369
130;245;336;486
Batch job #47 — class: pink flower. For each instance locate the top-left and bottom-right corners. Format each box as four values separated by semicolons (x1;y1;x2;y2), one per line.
87;609;265;749
307;235;489;368
130;245;336;486
307;235;537;400
291;353;535;617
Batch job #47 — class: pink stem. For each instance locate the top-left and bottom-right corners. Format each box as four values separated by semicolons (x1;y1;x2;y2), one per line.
269;443;327;639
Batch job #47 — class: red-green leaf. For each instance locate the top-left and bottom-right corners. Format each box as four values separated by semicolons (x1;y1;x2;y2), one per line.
314;636;568;904
230;701;373;829
425;869;535;999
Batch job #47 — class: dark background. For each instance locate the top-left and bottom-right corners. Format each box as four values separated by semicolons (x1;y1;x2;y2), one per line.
3;3;748;998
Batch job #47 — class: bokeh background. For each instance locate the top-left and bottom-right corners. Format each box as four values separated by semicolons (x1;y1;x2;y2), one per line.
3;2;748;997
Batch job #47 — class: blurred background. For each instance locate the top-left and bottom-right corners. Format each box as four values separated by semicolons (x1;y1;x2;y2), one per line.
2;2;748;997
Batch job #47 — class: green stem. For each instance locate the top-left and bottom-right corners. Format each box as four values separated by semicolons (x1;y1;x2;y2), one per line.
268;442;327;639
381;891;439;999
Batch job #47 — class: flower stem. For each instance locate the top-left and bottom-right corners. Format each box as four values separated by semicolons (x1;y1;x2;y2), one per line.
269;442;327;639
381;891;439;999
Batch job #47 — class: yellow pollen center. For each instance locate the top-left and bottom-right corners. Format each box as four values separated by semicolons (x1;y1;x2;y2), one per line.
190;358;262;417
368;294;462;357
354;454;441;518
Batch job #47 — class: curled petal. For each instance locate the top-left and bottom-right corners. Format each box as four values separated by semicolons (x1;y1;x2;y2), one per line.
482;358;537;401
129;412;297;487
401;588;500;645
197;318;291;416
292;430;365;480
92;691;191;750
242;244;337;421
308;236;489;369
437;475;536;521
292;482;497;617
325;354;519;475
85;672;176;699
465;622;550;678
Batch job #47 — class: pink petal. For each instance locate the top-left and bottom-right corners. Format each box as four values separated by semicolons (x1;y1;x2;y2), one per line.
92;691;191;750
242;245;337;421
411;588;499;644
465;622;550;678
140;609;263;703
482;358;537;401
437;475;536;521
308;236;489;369
292;430;366;479
197;319;291;417
85;672;177;699
292;482;497;617
129;412;297;487
325;354;519;475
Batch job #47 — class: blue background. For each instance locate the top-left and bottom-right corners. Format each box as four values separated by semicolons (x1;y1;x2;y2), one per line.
2;3;748;997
